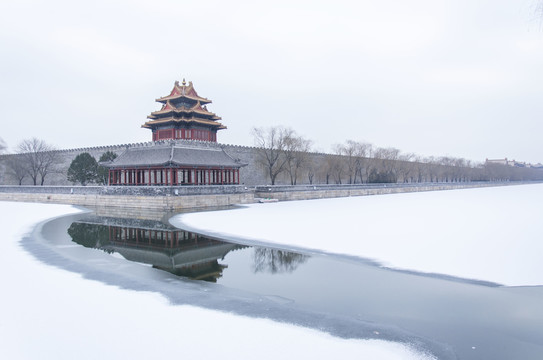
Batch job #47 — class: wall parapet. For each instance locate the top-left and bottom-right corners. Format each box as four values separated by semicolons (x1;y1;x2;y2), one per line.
0;181;538;210
254;181;538;201
0;185;251;197
254;181;518;193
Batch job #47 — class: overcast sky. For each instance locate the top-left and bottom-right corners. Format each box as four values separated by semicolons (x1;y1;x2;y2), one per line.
1;0;542;163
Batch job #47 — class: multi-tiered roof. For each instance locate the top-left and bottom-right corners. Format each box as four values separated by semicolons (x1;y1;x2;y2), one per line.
142;79;226;142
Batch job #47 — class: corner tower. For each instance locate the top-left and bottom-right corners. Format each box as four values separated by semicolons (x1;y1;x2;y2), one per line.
143;79;226;142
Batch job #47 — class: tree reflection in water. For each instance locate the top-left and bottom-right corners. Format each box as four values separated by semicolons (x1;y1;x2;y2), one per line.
67;216;310;281
68;222;114;254
252;248;309;274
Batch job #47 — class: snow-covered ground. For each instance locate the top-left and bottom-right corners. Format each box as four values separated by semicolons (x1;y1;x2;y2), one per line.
175;183;543;287
0;201;434;360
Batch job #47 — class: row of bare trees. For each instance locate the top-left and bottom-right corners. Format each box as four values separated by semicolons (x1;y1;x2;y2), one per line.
252;127;312;185
252;127;543;185
329;141;484;184
2;130;542;187
2;138;61;185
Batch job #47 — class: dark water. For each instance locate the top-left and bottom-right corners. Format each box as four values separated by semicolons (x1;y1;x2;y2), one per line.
37;211;543;360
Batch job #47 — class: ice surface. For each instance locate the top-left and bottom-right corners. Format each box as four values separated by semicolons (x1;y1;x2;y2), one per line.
0;201;434;360
175;184;543;286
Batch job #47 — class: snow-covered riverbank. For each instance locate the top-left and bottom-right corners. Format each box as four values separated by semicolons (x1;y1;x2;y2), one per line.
175;183;543;287
0;201;433;360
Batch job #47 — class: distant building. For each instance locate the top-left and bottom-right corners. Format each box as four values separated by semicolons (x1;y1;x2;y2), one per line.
104;80;244;186
485;158;543;169
485;158;510;166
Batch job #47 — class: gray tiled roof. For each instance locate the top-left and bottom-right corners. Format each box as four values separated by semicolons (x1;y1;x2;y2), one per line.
105;144;243;168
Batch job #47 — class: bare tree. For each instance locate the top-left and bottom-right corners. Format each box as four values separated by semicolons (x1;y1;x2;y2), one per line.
318;154;336;184
334;140;374;184
284;131;312;185
411;156;425;183
17;138;60;185
6;156;27;185
421;156;438;182
396;153;416;182
370;147;401;183
334;141;357;184
252;126;290;185
252;248;309;274
363;144;378;183
0;138;6;183
306;159;317;184
353;142;372;183
329;154;345;184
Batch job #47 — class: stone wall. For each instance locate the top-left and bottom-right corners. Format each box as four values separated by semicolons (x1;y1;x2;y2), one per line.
1;140;540;188
0;185;255;211
253;182;515;201
0;139;334;186
0;184;251;196
0;140;278;186
221;144;267;185
0;182;528;211
0;143;134;185
222;144;330;185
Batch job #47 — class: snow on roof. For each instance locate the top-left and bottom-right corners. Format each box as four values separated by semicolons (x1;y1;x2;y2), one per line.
105;143;244;168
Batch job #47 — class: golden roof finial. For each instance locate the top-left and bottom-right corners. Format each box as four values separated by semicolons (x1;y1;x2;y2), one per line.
182;78;186;86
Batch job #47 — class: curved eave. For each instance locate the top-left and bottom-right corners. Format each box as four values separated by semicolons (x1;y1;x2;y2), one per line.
169;161;241;168
148;108;221;119
142;118;227;130
107;162;241;169
156;94;212;104
102;161;171;169
106;158;242;169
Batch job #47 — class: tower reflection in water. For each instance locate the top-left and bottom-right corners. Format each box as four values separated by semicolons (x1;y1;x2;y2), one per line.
67;215;245;282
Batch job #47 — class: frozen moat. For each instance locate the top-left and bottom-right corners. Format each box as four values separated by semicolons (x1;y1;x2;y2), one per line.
33;208;543;360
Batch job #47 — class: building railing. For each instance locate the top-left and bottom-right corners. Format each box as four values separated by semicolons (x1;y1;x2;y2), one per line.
254;181;530;193
0;181;538;197
0;185;251;196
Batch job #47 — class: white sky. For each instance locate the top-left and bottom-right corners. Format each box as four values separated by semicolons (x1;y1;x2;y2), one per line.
1;0;542;163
